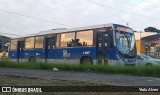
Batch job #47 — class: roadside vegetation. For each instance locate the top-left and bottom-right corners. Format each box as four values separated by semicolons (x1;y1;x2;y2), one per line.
0;61;160;77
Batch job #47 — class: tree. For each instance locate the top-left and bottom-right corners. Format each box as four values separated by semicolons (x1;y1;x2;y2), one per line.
155;44;160;52
144;27;160;32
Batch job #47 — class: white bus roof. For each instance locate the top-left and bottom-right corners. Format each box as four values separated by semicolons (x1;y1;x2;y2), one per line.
12;23;130;39
37;23;114;35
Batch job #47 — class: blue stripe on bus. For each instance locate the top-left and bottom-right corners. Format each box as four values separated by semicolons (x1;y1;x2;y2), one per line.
9;47;117;60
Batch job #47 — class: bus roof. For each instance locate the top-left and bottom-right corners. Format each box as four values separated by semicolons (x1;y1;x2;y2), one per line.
11;23;131;39
37;23;114;35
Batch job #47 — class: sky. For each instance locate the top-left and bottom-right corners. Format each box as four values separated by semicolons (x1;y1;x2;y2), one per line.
0;0;160;37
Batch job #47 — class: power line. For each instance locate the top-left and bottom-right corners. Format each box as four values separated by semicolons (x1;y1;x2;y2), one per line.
0;4;159;31
0;32;20;36
142;0;158;4
116;0;157;12
0;8;74;27
0;32;20;38
86;0;160;20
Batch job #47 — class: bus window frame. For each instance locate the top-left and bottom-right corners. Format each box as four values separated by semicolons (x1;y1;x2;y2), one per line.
25;36;35;50
75;29;94;47
108;27;114;50
10;39;18;50
60;32;76;48
94;27;113;48
56;34;60;47
35;36;45;49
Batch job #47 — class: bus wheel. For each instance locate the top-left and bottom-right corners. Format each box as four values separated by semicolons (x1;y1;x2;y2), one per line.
29;56;36;63
81;57;93;64
145;63;153;66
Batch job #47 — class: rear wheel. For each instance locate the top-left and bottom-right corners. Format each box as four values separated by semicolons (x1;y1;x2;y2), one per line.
81;57;93;64
29;56;36;63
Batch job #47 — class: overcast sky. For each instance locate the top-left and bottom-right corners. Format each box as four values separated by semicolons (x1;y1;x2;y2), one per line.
0;0;160;37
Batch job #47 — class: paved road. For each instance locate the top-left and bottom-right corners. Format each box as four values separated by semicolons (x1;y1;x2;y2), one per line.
0;67;160;86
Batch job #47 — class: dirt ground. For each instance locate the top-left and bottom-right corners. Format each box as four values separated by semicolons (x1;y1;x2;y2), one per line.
0;74;159;95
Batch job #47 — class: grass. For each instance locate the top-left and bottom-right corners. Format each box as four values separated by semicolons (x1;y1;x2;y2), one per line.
0;61;160;77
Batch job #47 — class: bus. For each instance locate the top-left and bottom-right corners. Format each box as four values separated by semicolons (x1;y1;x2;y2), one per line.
9;23;137;66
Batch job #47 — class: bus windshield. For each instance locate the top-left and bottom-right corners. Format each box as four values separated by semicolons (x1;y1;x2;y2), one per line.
115;29;136;58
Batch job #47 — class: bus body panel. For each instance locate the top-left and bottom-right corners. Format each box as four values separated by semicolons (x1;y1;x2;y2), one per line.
49;47;96;59
8;23;137;65
107;47;117;60
9;50;17;59
9;47;97;60
9;46;117;63
22;49;45;59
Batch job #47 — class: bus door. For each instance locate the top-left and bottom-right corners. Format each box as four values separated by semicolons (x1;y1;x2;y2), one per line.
97;32;109;64
17;41;25;62
45;37;56;62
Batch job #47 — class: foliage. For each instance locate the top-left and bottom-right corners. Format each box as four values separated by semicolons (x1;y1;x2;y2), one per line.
144;27;160;32
0;56;8;62
155;44;160;52
0;61;160;77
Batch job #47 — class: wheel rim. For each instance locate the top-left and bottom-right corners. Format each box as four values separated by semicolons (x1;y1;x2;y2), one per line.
83;59;92;64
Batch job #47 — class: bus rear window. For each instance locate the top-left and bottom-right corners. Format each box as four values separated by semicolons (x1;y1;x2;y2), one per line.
25;37;35;49
10;39;17;50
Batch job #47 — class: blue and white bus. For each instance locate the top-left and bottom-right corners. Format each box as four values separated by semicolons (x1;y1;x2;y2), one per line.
9;23;137;65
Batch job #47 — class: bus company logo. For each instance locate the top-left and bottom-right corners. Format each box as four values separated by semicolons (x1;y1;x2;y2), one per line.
2;87;11;92
63;50;70;57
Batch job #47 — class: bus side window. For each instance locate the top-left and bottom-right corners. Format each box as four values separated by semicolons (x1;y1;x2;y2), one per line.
76;30;93;46
35;36;44;49
60;32;75;47
10;39;17;50
67;39;75;47
25;37;35;49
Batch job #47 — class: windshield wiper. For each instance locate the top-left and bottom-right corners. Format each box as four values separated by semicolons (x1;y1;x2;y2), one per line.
121;32;132;55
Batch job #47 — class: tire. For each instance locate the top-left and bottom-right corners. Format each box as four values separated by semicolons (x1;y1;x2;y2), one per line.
29;56;36;63
145;63;153;66
81;57;93;64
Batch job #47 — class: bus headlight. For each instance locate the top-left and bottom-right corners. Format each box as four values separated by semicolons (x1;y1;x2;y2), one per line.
117;55;122;59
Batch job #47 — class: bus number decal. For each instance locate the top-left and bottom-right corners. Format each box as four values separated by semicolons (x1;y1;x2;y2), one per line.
25;53;30;55
83;51;90;55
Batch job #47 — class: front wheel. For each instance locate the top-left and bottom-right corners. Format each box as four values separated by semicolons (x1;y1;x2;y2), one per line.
145;63;153;66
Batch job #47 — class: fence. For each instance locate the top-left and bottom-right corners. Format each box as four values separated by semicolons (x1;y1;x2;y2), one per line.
145;52;160;59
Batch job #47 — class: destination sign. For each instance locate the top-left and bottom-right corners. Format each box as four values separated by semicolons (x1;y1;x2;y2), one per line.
117;27;133;33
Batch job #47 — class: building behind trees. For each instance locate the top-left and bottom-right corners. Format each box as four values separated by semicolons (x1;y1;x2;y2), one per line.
0;35;10;57
0;35;9;52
